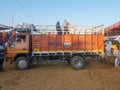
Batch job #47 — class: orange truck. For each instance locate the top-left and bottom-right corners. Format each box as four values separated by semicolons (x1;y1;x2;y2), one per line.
6;25;104;70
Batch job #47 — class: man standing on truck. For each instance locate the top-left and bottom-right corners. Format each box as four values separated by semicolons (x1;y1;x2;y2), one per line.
63;20;69;34
56;21;62;34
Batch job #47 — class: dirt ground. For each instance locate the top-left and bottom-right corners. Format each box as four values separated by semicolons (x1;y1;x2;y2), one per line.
1;57;120;90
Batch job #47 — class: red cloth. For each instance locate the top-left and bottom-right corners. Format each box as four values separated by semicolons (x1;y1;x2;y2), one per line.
9;31;13;38
0;32;3;38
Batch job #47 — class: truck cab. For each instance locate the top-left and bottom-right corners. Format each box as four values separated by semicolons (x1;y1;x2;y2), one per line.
6;33;30;69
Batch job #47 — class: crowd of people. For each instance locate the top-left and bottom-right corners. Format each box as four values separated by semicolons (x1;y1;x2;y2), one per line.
0;38;6;72
105;39;120;67
0;31;13;72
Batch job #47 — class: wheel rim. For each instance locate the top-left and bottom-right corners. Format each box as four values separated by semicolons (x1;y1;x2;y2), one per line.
75;59;82;67
18;59;27;69
71;56;85;70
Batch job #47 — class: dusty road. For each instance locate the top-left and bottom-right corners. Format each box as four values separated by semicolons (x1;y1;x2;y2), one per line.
0;58;120;90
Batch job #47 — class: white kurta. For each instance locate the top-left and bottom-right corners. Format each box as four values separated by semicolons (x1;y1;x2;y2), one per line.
113;50;120;67
105;41;112;56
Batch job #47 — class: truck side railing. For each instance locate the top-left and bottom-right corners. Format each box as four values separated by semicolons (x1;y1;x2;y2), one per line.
34;25;104;34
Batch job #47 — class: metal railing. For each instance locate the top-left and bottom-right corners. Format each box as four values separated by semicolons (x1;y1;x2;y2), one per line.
34;24;104;34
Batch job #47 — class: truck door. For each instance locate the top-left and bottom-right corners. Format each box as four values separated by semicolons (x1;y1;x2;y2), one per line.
6;34;29;61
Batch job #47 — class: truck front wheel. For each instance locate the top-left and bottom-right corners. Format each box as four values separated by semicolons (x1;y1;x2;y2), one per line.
70;55;85;70
15;57;30;70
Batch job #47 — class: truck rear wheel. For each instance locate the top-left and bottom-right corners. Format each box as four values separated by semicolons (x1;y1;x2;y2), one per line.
70;55;85;70
15;57;30;70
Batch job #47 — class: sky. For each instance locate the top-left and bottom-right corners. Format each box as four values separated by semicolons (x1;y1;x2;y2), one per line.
0;0;120;27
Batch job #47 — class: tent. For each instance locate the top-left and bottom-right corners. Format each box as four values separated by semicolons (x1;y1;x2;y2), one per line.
0;24;12;30
105;22;120;36
105;22;120;31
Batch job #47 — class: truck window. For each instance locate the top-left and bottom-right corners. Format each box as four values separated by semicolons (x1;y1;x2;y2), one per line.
8;35;16;47
16;35;26;43
8;34;26;48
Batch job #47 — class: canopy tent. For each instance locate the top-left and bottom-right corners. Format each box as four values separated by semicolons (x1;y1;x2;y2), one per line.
105;22;120;36
107;22;120;30
0;24;12;30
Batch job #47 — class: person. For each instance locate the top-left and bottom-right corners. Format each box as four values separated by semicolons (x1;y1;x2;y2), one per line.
112;50;120;67
56;21;62;34
105;39;112;56
63;20;69;34
0;39;6;72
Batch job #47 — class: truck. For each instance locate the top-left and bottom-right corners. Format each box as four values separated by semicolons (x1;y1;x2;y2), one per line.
6;25;104;70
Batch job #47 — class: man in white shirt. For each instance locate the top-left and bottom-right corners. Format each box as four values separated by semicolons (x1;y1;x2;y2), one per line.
105;39;112;56
113;50;120;67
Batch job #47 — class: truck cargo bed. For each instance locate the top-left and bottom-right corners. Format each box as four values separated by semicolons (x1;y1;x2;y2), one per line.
32;34;104;53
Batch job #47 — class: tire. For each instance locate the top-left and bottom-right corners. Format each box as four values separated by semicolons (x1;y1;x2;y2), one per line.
15;57;30;70
70;55;85;70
